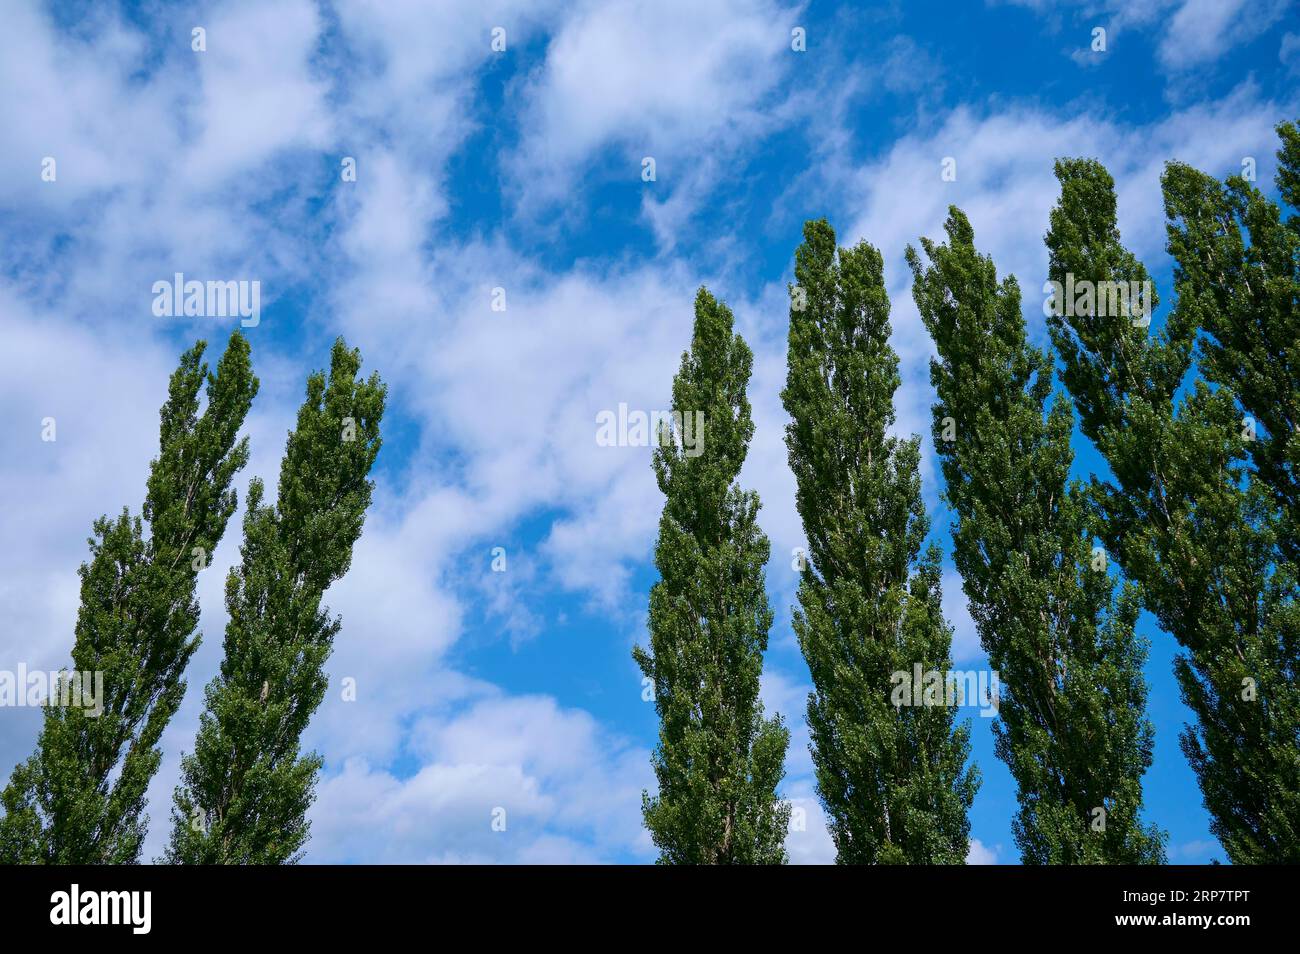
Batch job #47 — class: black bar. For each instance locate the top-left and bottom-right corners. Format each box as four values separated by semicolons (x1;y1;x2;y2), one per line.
0;863;1278;940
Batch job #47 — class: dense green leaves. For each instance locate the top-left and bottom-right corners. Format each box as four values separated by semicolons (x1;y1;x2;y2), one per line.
1163;125;1300;564
0;333;257;864
165;338;385;864
910;209;1164;864
785;220;977;864
634;288;791;864
1046;131;1300;863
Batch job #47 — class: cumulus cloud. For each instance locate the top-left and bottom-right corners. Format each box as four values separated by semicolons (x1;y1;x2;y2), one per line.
506;0;800;231
967;838;1001;864
311;692;652;863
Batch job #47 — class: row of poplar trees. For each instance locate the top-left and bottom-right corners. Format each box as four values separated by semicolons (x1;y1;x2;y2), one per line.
0;335;385;864
635;121;1299;864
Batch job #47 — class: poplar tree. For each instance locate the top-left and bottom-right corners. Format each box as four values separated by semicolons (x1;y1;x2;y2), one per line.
1045;134;1300;862
165;338;385;864
909;209;1164;864
784;220;976;864
633;287;791;864
1165;122;1300;563
0;333;257;864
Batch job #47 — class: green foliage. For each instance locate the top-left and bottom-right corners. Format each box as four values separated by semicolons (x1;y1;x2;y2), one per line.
784;220;977;864
1046;130;1300;863
910;209;1164;864
165;338;385;864
634;288;791;864
1163;123;1300;564
0;333;257;864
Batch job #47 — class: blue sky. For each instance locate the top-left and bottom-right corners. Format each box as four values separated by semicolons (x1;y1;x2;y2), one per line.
0;0;1296;863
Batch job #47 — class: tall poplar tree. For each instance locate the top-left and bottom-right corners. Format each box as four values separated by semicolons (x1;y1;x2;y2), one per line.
165;338;385;864
1164;122;1300;563
633;287;791;864
0;333;257;864
1046;135;1300;862
909;208;1164;864
784;220;976;864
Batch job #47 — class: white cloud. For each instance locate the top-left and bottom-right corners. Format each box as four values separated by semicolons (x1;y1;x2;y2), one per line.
1281;31;1300;73
943;571;984;664
1168;838;1220;862
995;0;1291;74
785;779;836;864
183;0;333;186
0;1;161;204
967;837;1000;864
507;0;799;230
311;692;652;862
1157;0;1288;72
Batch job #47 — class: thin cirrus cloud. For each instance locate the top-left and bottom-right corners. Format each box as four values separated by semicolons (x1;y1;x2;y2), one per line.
996;0;1292;72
